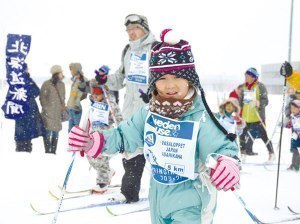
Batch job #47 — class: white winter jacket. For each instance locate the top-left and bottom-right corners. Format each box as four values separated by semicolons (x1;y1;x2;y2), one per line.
106;32;157;160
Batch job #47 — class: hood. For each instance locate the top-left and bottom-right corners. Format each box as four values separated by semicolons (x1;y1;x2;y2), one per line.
219;97;240;115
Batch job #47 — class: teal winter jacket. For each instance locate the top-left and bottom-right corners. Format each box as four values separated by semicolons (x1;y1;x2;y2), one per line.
101;95;238;223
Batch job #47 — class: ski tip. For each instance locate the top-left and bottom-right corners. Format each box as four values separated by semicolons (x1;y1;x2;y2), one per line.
48;190;59;200
30;203;45;215
105;206;117;216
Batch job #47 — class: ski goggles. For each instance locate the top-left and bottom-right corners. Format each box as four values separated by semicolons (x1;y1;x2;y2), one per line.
124;14;149;31
124;14;143;26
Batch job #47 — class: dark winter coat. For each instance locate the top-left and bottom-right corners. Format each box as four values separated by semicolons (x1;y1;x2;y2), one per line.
14;77;45;141
40;79;65;132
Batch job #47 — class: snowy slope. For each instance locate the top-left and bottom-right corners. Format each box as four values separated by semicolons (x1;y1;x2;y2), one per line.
0;86;300;224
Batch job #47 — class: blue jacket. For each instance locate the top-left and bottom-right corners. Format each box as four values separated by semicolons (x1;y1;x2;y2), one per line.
14;78;45;141
101;95;238;223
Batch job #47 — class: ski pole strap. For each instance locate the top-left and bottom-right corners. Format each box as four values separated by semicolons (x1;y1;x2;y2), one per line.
119;132;125;153
199;86;236;142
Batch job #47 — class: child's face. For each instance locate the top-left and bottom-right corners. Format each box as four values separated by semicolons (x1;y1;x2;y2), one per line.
291;104;300;115
225;102;234;113
92;93;104;102
155;74;189;100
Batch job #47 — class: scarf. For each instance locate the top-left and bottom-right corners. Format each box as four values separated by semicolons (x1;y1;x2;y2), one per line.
245;79;257;90
149;88;196;119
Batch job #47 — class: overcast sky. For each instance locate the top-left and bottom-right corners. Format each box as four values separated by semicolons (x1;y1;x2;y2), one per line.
0;0;299;82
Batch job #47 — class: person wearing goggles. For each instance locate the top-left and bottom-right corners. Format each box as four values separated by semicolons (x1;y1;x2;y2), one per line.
94;14;157;204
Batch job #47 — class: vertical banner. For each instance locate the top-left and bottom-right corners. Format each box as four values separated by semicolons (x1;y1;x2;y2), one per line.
1;34;31;119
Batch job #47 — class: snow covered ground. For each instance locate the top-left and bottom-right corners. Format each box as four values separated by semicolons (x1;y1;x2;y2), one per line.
0;84;300;224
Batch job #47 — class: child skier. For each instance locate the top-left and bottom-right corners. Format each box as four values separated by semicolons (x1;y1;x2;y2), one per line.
285;99;300;171
68;29;240;224
216;97;245;136
82;70;123;193
216;97;245;165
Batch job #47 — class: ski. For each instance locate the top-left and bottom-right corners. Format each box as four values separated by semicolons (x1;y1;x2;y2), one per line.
106;206;149;216
106;198;149;216
49;185;121;201
30;197;148;215
288;206;300;215
257;216;300;224
57;184;121;194
263;164;288;172
243;162;281;166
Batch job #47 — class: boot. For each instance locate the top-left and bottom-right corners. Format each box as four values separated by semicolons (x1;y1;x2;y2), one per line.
268;153;276;162
43;136;52;153
51;137;58;154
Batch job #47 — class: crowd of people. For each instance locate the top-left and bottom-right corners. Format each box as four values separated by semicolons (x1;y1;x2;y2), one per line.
8;13;300;224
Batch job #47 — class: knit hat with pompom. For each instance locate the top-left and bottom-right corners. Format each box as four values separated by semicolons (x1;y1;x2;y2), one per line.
147;29;200;96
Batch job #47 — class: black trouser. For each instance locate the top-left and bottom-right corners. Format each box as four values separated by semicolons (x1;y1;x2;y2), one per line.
15;140;32;152
240;121;274;154
121;154;146;203
291;150;300;170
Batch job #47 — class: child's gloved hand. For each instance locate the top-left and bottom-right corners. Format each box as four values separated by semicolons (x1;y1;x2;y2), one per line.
139;89;149;103
95;65;110;85
209;156;240;191
280;61;293;77
68;125;104;158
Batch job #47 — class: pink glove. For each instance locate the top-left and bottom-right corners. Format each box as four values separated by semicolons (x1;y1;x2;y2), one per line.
68;125;104;158
210;156;240;191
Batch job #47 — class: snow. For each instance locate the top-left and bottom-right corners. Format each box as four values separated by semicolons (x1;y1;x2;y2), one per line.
0;84;300;224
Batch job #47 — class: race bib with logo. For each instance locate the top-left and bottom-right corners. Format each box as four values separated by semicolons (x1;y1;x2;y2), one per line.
127;51;149;85
243;89;256;104
144;112;199;185
218;115;236;134
292;114;300;135
89;101;110;128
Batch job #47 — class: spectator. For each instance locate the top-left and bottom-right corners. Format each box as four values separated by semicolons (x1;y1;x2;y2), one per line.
15;63;45;152
67;63;88;132
40;65;65;154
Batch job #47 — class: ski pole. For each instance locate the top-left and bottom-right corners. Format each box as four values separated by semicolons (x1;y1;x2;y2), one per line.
100;86;119;127
206;156;260;223
51;102;90;224
232;190;263;224
253;108;272;146
51;152;76;224
247;130;255;142
274;0;294;209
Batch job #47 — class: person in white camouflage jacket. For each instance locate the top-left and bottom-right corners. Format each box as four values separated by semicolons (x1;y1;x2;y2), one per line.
79;78;123;193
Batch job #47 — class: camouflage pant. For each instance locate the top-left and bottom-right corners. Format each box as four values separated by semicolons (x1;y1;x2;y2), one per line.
87;156;112;184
